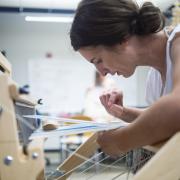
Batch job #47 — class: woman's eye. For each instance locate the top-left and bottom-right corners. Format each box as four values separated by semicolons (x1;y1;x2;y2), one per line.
96;59;102;64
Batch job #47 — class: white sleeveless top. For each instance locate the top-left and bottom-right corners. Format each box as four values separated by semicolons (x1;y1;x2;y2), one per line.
145;24;180;105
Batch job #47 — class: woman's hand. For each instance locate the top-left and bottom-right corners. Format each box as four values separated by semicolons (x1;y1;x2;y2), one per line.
97;129;127;157
100;89;125;119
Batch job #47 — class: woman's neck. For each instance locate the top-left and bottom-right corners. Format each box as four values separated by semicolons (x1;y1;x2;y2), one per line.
138;31;168;83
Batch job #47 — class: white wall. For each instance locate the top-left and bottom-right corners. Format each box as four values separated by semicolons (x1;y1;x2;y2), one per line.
0;13;83;85
0;0;177;11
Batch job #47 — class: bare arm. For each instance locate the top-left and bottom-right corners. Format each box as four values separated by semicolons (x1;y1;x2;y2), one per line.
118;106;146;123
97;35;180;155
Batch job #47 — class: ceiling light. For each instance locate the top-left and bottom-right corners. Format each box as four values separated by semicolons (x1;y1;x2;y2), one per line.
25;16;74;23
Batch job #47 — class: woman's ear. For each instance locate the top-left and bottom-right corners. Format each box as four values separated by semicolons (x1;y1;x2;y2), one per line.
116;39;129;51
121;37;129;47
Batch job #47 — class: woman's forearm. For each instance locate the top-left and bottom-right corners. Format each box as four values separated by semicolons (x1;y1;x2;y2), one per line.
116;94;180;152
121;107;146;123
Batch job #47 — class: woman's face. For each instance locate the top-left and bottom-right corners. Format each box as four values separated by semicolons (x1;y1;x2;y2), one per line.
79;43;138;78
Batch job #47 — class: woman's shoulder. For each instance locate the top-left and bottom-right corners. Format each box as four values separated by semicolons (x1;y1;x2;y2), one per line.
164;25;174;36
165;24;180;40
169;25;180;69
169;25;180;49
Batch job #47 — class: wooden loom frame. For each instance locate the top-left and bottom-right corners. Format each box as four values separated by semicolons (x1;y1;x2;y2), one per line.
0;52;45;180
0;52;180;180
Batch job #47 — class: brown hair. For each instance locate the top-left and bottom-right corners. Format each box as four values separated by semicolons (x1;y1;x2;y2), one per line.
70;0;165;51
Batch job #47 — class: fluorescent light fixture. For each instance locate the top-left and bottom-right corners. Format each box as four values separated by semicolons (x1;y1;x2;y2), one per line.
25;16;74;23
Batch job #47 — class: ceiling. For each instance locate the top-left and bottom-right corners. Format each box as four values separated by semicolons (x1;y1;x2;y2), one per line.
0;0;81;10
0;0;177;12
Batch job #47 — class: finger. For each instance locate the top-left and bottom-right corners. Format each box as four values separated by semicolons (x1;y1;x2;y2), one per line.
112;91;123;105
111;104;123;111
100;93;110;110
100;94;107;107
97;131;105;144
100;146;119;157
105;94;110;107
109;104;124;118
108;92;120;106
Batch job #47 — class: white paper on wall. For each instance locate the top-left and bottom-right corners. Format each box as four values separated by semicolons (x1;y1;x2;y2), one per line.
28;58;94;114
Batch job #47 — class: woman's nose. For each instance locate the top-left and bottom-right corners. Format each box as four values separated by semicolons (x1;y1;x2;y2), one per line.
98;69;108;76
96;64;109;76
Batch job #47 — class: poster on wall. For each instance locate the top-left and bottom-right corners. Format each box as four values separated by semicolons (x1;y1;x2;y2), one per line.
28;58;94;115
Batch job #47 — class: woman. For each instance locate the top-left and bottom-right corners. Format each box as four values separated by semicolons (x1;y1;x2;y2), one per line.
70;0;180;157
